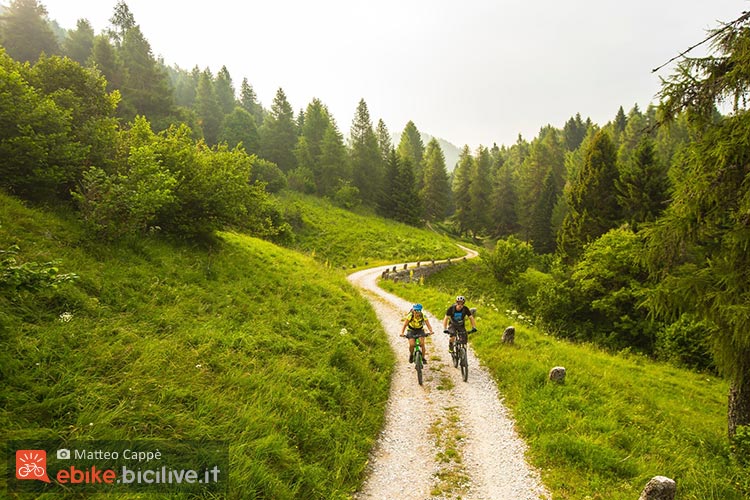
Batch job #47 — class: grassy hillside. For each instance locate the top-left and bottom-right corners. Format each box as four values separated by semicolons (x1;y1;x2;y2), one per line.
0;193;393;499
381;260;750;500
278;191;464;268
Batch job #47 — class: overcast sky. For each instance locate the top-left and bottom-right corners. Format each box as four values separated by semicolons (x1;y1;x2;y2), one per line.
36;0;750;150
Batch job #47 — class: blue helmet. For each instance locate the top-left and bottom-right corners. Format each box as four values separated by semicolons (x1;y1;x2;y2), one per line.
412;303;423;311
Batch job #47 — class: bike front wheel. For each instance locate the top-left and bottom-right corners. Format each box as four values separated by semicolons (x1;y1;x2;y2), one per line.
415;351;423;385
459;348;468;382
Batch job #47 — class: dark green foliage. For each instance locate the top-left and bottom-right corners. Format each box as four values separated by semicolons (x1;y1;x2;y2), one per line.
349;99;383;206
616;136;670;229
559;130;621;259
214;65;236;116
481;235;534;285
0;0;60;63
420;138;452;221
468;145;493;235
0;51;86;200
219;106;260;152
655;314;715;372
260;88;297;172
451;146;473;235
63;18;95;64
378;149;421;225
563;112;588;151
239;77;264;126
250;157;287;193
527;170;557;253
397;121;424;190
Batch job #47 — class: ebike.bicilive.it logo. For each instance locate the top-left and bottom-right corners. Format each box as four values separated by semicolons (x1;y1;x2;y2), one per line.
15;450;51;483
8;440;228;494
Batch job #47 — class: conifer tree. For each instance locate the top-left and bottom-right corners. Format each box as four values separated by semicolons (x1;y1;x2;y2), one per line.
420;138;452;221
397;121;424;188
491;159;519;237
218;107;259;153
0;0;60;63
468;145;493;235
375;119;392;162
527;169;557;253
259;87;297;172
451;146;473;236
195;69;222;145
214;66;236;116
558;129;621;259
64;19;95;65
643;11;750;437
239;78;264;125
90;34;125;92
318;120;350;197
349;99;383;206
616;136;669;229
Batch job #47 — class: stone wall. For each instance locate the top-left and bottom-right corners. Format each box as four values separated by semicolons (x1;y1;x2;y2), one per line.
380;257;466;283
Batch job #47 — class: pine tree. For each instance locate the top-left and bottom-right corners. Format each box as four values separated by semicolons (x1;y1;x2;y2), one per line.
397;121;424;188
616;136;669;229
214;66;236;116
318;120;350;197
491;159;519;237
64;19;95;65
259;87;297;172
375;119;392;162
107;0;135;47
468;145;493;235
420;138;452;221
527;169;557;253
558;129;621;259
451;146;473;236
90;34;125;92
239;78;264;125
643;11;750;438
195;69;222;145
0;0;60;63
349;99;383;206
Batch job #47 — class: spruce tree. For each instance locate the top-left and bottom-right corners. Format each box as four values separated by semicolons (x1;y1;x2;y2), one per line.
214;66;236;116
558;129;621;259
397;121;425;188
259;87;297;172
451;146;473;236
239;78;264;125
195;69;222;145
349;99;383;206
468;145;493;235
420;138;452;221
0;0;60;63
64;19;95;65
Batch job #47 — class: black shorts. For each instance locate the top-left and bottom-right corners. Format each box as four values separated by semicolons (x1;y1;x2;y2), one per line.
405;328;427;339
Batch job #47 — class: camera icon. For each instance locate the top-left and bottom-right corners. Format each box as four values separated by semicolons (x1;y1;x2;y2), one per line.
56;449;70;460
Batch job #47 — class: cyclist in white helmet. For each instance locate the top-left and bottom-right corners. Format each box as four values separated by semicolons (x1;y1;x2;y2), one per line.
443;295;477;353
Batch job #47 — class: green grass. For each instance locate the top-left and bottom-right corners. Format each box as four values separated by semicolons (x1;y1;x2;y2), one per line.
380;260;750;500
278;191;465;268
0;193;394;499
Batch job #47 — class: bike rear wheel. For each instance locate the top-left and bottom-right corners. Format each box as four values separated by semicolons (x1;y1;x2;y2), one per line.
459;347;468;382
415;350;423;385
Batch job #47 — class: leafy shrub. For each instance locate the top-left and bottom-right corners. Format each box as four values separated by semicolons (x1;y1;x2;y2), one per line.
332;181;361;210
1;245;78;295
655;314;715;372
251;157;287;193
481;235;535;284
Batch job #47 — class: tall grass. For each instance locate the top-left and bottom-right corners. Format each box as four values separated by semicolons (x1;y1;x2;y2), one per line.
380;260;749;500
278;191;464;268
1;193;393;499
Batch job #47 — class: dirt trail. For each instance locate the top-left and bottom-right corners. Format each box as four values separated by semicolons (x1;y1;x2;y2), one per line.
347;249;550;499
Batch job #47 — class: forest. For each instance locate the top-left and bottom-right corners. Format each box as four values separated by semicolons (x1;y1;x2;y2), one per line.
1;0;748;450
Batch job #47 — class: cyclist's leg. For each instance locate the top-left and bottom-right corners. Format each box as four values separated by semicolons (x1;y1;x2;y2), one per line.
408;336;416;361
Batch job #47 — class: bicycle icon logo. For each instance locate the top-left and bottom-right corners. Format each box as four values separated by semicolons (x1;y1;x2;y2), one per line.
15;450;51;483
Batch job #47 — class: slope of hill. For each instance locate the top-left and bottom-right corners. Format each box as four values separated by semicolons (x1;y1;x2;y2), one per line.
0;193;394;498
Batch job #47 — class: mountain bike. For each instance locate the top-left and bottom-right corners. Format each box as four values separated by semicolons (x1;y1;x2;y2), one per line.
401;331;430;386
445;327;476;382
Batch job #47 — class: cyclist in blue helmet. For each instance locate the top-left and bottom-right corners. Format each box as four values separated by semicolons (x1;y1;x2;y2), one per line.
400;303;434;364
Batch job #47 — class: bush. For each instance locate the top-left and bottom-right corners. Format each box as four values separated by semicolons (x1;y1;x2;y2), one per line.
482;235;535;284
655;314;715;372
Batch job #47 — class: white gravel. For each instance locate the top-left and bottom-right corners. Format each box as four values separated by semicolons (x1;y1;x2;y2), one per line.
347;254;550;500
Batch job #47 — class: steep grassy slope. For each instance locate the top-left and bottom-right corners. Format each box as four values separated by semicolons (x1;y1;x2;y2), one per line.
279;191;464;268
0;193;393;499
381;260;749;500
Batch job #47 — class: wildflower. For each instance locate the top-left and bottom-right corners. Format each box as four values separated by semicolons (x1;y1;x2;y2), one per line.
339;328;348;336
59;312;73;322
195;364;202;369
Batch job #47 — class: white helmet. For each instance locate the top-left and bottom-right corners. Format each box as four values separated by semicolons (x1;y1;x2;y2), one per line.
456;296;465;303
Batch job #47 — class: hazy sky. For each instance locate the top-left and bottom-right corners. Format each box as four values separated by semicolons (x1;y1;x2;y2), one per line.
36;0;750;149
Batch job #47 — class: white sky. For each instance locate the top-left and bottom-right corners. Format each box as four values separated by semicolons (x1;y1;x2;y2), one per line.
35;0;750;149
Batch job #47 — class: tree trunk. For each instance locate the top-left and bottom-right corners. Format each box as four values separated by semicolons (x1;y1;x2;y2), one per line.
728;372;750;439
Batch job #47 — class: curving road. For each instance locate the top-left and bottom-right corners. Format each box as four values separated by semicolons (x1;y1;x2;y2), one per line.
347;248;550;499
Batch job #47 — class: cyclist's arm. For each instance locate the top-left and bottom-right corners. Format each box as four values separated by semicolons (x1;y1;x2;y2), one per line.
424;317;435;334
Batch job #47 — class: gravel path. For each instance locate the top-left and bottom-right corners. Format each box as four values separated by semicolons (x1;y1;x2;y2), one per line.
347;252;550;500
